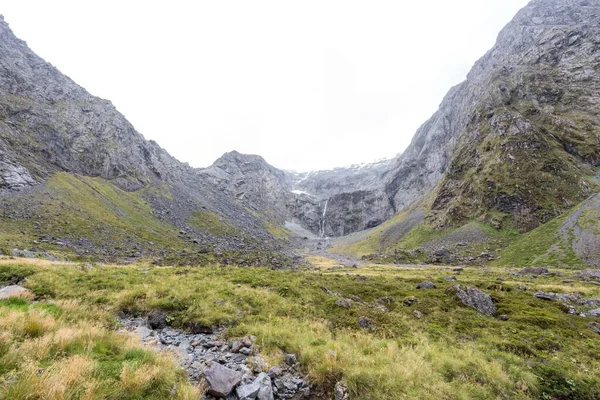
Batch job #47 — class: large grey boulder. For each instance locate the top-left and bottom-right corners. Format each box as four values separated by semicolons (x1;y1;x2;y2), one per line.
0;285;32;299
448;285;496;316
204;362;243;398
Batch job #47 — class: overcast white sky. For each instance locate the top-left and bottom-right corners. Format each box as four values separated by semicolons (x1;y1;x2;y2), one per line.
2;0;529;172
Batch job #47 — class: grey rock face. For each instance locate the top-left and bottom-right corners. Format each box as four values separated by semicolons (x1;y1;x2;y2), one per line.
0;159;36;189
561;194;600;268
448;285;496;316
292;0;600;238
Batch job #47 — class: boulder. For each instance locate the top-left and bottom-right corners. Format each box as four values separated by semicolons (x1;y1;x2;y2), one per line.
417;281;436;289
204;362;243;398
448;285;496;316
0;285;32;299
576;270;600;281
533;292;582;303
147;311;167;330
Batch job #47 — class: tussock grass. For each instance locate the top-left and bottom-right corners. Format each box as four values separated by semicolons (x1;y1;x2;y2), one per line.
2;260;600;399
0;297;200;400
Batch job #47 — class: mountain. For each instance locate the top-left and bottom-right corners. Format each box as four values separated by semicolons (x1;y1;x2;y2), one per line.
0;16;296;266
332;0;600;268
1;0;599;269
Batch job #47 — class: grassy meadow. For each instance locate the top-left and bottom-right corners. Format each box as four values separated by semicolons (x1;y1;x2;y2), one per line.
1;257;600;399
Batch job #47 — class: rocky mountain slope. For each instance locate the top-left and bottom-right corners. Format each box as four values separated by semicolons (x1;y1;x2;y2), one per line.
332;0;600;267
0;15;297;265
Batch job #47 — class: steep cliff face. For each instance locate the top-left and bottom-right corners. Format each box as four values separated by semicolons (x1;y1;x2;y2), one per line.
428;0;600;230
288;160;395;237
381;0;600;231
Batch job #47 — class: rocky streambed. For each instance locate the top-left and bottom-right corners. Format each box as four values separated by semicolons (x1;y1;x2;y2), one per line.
119;316;311;399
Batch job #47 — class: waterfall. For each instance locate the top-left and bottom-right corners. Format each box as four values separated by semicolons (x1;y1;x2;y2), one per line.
319;199;329;238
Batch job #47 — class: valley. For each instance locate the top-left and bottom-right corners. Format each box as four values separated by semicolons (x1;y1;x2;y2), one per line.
1;0;600;398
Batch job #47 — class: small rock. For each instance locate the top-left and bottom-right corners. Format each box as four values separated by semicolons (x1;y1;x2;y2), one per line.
255;373;274;400
498;314;509;321
417;281;436;289
240;347;252;356
285;353;297;366
377;297;392;306
358;316;373;330
231;341;243;353
335;299;352;308
403;296;419;306
589;322;600;335
413;310;423;319
268;367;282;378
576;270;600;281
558;300;576;313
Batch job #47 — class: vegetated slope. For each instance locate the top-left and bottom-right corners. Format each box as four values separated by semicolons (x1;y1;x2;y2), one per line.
0;16;298;265
333;0;600;267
